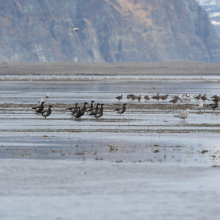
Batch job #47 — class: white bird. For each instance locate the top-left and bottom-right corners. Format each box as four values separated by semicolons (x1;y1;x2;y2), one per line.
39;98;44;104
70;26;79;32
175;109;189;121
181;94;193;103
34;98;44;108
46;93;49;98
192;101;203;110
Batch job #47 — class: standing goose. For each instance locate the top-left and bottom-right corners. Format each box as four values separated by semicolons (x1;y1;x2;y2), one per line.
86;100;95;114
116;94;123;102
127;94;136;100
201;94;210;102
152;93;162;102
95;104;104;119
33;101;45;114
33;98;44;109
89;103;100;116
194;94;201;101
131;95;137;101
212;96;220;103
41;105;53;119
208;101;219;111
172;95;180;99
79;102;88;116
211;94;220;99
169;98;179;104
137;95;142;102
162;94;169;101
151;93;159;101
66;103;78;112
73;107;82;119
144;95;150;101
114;103;126;115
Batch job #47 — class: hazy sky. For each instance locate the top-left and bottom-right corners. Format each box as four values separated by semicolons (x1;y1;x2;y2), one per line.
196;0;220;37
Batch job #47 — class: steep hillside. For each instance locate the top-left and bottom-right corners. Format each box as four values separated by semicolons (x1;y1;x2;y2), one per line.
0;0;220;62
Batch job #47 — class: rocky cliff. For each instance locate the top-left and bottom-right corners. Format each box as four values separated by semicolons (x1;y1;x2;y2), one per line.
0;0;220;62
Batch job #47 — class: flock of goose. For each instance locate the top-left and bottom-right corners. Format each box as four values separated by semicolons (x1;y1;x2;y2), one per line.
116;93;219;121
66;101;105;119
32;92;219;121
32;97;126;120
115;93;217;104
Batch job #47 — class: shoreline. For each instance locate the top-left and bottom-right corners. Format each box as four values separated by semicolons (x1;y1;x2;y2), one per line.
1;62;220;75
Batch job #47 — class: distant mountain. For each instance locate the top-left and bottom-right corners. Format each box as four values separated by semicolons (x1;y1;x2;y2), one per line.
0;0;220;62
196;0;220;37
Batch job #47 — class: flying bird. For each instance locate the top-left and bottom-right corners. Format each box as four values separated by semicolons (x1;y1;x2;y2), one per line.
70;26;79;32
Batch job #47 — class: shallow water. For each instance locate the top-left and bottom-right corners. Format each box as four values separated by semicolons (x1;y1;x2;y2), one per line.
1;74;220;220
0;75;220;166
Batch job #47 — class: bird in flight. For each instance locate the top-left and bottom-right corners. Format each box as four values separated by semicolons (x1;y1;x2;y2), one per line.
70;26;79;32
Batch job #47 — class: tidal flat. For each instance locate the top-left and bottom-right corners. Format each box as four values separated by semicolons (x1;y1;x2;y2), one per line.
1;62;220;220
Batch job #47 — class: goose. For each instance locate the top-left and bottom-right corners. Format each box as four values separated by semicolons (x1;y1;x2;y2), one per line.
131;95;137;101
79;102;88;116
211;94;220;99
194;94;201;101
95;104;104;119
162;94;169;101
136;95;142;102
152;93;160;101
169;98;179;104
201;94;210;102
172;95;183;100
212;96;220;103
41;105;53;119
207;101;219;111
86;100;95;114
175;109;189;121
127;94;135;100
66;103;78;112
172;95;180;99
38;98;44;104
152;93;162;102
144;95;150;101
114;103;126;115
70;26;79;32
33;98;44;109
116;94;123;102
89;103;100;116
73;107;82;119
33;101;45;114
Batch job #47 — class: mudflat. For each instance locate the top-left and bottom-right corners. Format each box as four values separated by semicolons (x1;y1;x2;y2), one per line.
1;62;220;220
1;62;220;75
